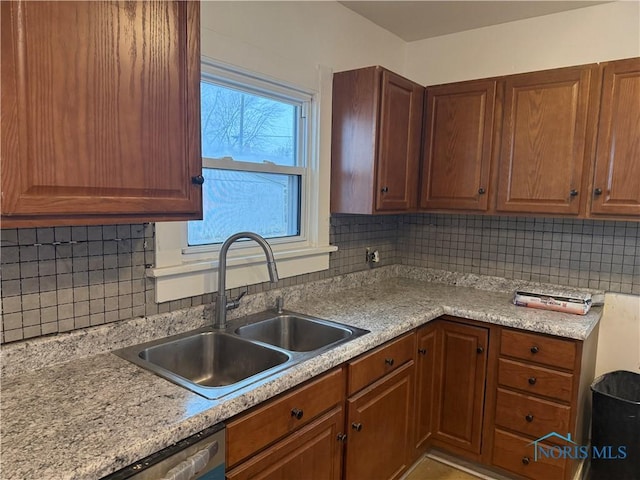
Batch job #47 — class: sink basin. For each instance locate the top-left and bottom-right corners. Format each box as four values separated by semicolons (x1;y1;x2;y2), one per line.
114;330;291;399
140;332;290;387
114;310;368;400
235;314;352;352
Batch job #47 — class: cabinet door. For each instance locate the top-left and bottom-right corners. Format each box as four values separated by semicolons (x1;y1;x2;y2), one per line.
1;1;202;227
432;321;488;454
591;57;640;216
226;406;344;480
414;322;437;455
345;362;414;480
375;70;423;212
496;66;595;214
421;80;496;211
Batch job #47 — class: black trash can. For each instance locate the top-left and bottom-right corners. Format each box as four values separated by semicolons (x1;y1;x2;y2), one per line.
590;370;640;480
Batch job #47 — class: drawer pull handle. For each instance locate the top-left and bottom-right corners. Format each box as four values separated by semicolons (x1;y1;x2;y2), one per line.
418;348;427;355
522;457;531;466
528;377;537;385
476;346;484;354
352;422;363;432
530;346;539;354
337;433;347;442
291;408;304;420
385;358;394;366
381;186;389;193
525;414;534;422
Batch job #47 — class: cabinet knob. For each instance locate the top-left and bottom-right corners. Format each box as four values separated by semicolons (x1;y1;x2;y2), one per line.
522;457;531;466
530;346;539;354
352;422;363;432
528;377;537;385
594;188;603;195
191;175;205;185
477;346;484;354
385;358;394;366
525;414;534;423
570;189;579;197
291;408;304;420
478;187;486;195
381;186;389;193
418;348;427;355
337;433;347;442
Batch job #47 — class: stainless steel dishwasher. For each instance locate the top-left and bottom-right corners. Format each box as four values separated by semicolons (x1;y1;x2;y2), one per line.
102;424;225;480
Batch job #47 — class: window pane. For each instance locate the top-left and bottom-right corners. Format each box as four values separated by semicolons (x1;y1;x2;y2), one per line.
201;82;298;167
188;169;301;246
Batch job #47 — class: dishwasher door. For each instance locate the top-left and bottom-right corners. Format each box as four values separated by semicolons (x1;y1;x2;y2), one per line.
103;424;225;480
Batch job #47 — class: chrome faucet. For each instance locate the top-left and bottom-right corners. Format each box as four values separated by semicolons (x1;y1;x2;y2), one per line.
214;232;279;329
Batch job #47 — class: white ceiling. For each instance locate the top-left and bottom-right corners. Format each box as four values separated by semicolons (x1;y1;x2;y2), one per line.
339;1;612;41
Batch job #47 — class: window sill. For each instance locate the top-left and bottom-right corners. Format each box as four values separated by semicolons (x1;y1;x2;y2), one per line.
148;245;337;303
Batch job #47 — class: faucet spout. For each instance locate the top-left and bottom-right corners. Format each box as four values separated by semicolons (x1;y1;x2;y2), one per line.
214;232;279;329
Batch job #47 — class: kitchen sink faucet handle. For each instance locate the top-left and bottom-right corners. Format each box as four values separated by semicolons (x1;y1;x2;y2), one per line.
227;290;247;311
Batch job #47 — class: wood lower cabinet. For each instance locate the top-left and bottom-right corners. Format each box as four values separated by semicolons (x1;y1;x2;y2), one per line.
413;322;438;456
590;57;640;217
331;66;423;214
431;319;489;457
226;368;344;469
495;65;597;215
226;406;344;480
490;327;598;480
344;362;415;480
1;1;202;227
420;79;496;211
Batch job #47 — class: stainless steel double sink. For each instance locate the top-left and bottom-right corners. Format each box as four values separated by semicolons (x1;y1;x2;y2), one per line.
114;311;368;400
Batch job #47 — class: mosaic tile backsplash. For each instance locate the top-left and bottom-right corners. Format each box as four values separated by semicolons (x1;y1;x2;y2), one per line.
1;213;638;343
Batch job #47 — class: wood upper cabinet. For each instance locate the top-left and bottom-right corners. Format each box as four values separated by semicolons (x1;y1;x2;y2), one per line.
590;57;640;217
420;80;496;211
432;319;488;456
495;65;597;215
1;1;202;227
331;66;423;214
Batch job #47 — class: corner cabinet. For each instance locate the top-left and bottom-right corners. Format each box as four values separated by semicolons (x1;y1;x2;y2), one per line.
430;318;489;458
589;57;640;218
420;79;496;211
0;1;202;227
331;66;423;214
495;65;597;215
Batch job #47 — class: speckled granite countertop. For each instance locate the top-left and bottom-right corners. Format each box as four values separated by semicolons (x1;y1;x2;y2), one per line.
0;267;602;480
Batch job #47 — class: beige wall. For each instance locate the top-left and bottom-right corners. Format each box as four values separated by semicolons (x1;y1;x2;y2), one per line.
595;294;640;376
404;1;640;85
200;1;405;91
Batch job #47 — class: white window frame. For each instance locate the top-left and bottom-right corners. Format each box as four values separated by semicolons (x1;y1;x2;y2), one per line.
149;59;335;303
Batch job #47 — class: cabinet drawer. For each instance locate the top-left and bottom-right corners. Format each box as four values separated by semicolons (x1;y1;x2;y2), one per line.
348;333;414;395
501;329;577;370
226;368;344;467
495;388;571;439
226;406;344;480
498;358;574;402
492;428;567;480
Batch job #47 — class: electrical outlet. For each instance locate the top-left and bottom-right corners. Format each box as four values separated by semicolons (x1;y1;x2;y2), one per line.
365;247;380;264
